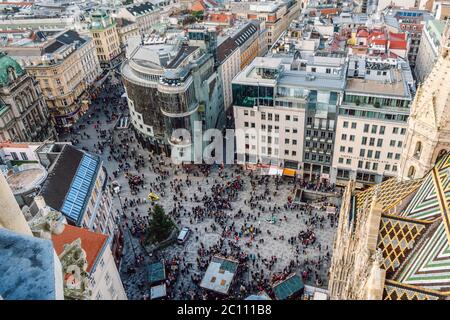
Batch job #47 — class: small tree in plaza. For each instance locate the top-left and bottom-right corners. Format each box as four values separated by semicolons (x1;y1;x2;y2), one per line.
146;205;174;244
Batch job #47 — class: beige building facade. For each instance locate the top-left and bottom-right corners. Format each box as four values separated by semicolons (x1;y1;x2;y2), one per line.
0;53;57;142
24;31;101;130
90;11;122;65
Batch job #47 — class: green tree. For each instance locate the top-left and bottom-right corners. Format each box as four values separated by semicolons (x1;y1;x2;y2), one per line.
146;205;174;244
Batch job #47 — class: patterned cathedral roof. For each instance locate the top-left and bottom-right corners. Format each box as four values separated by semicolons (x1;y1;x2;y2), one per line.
356;153;450;299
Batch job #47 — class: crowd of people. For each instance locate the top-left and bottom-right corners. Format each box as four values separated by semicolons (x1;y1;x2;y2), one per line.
61;73;341;300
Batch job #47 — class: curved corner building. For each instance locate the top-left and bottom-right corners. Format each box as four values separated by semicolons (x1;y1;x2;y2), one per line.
121;31;224;157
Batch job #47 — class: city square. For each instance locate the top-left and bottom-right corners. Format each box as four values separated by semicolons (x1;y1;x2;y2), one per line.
60;74;341;300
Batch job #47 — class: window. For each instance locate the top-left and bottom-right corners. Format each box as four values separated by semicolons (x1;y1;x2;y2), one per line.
342;134;347;140
268;113;273;121
350;135;355;141
393;165;398;172
397;141;402;148
377;139;383;147
408;166;416;179
244;122;249;127
20;152;28;161
375;151;381;159
10;152;18;160
285;139;290;144
369;138;375;146
393;127;399;134
346;158;351;165
339;157;344;164
275;114;279;122
373;163;378;171
395;153;401;160
364;124;369;133
293;116;298;122
251;123;255;128
387;152;393;159
362;137;367;145
292;140;297;145
371;125;377;134
379;126;385;134
351;122;357;129
261;112;266;120
401;128;406;135
385;164;391;171
292;151;296;156
360;149;365;157
343;121;349;128
348;147;353;153
293;128;298;134
390;140;396;147
285;150;289;155
285;115;291;121
414;141;422;158
244;110;249;116
367;150;373;158
358;160;363;168
340;146;345;152
365;162;371;170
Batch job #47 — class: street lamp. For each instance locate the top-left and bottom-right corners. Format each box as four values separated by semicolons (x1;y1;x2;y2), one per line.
114;184;138;262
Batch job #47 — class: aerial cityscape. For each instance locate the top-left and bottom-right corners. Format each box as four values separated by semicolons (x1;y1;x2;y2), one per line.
0;0;449;303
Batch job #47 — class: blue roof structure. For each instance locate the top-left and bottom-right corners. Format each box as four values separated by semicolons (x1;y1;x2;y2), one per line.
0;228;58;300
60;153;100;224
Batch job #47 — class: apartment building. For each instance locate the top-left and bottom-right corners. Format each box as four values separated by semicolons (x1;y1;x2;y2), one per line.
116;1;161;34
38;143;118;238
415;19;446;83
331;57;414;187
232;54;346;179
217;21;261;110
5;30;101;130
383;8;435;70
89;10;122;66
52;224;127;300
0;53;57;142
231;0;301;50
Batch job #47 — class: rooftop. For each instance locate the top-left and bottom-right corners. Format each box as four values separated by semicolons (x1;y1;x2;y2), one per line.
6;163;47;195
52;224;108;273
39;144;101;225
345;69;409;97
200;256;239;295
0;228;58;300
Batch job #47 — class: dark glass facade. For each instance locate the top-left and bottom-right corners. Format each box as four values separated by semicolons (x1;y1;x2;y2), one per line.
232;84;274;107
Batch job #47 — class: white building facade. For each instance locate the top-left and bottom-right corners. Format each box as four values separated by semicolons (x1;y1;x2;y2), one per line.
331;57;414;187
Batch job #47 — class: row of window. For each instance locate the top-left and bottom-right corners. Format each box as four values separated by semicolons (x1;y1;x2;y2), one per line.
243;110;300;122
244;146;297;157
304;153;331;163
305;130;334;139
306;141;333;150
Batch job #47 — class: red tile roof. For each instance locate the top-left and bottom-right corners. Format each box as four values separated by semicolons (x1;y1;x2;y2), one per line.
389;40;407;50
319;8;339;16
191;0;206;11
52;224;108;273
357;29;369;37
0;142;30;149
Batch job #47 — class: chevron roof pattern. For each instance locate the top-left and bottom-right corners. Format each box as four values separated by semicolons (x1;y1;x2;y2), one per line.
355;153;450;299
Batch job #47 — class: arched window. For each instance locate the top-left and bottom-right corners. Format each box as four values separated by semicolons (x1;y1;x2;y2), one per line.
408;166;416;179
414;141;422;158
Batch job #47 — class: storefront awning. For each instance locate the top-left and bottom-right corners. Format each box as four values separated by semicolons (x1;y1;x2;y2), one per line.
283;168;296;177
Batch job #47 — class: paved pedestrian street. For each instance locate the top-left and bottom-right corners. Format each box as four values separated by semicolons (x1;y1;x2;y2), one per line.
61;74;342;300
